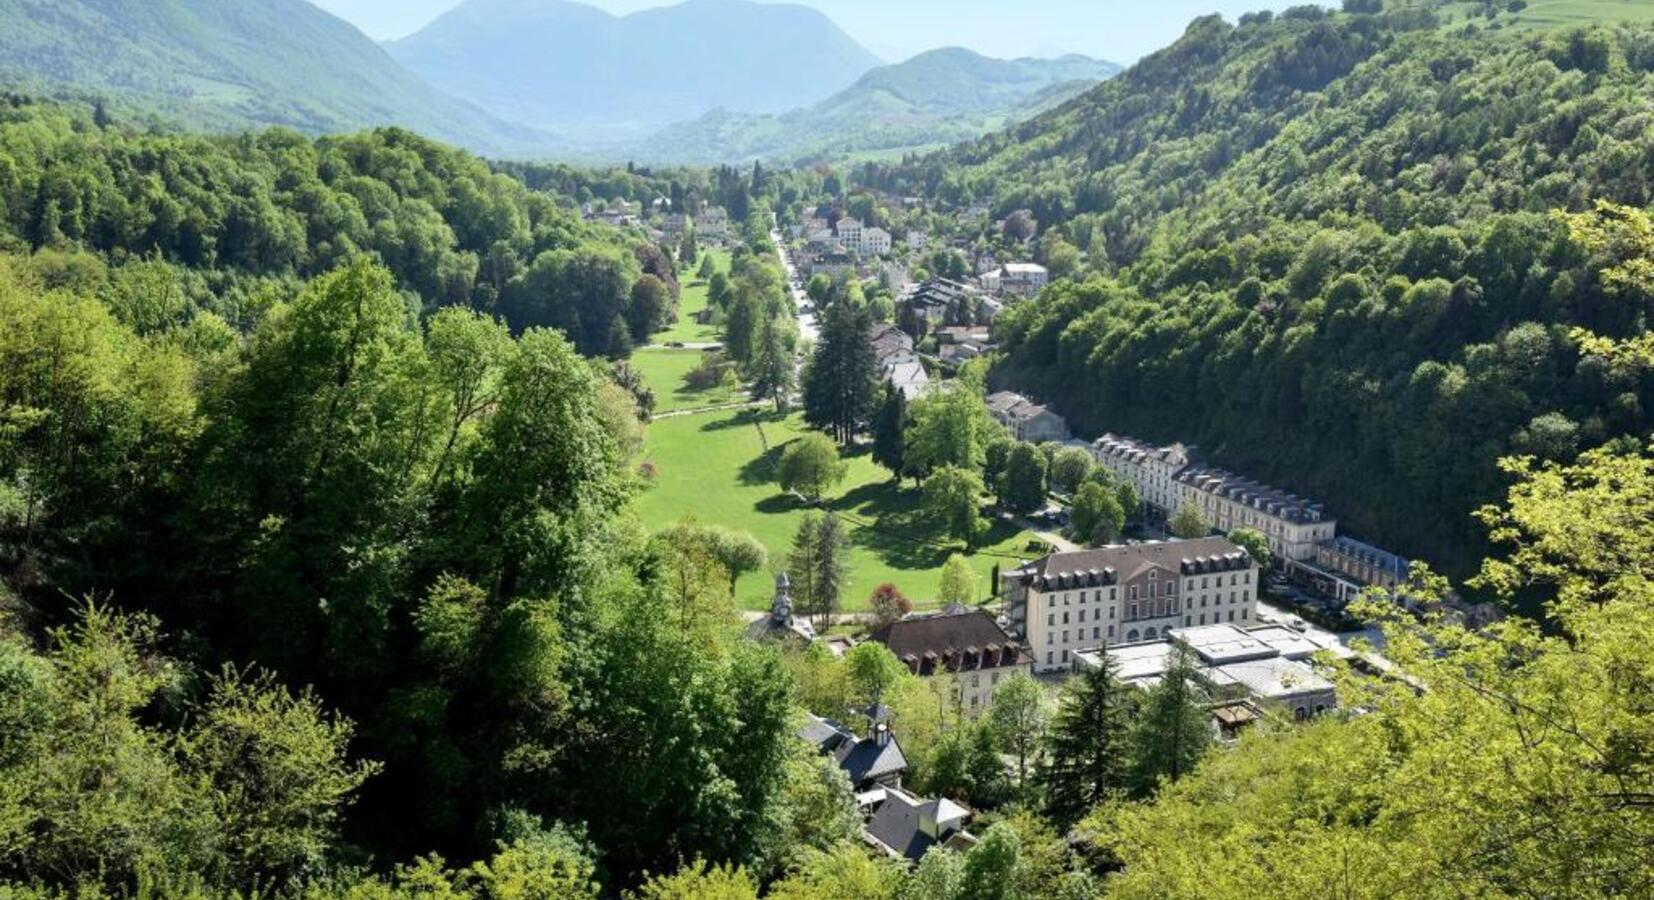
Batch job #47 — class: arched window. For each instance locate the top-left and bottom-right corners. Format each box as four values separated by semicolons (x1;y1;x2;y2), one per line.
1126;629;1140;642
1143;627;1157;640
1294;706;1309;721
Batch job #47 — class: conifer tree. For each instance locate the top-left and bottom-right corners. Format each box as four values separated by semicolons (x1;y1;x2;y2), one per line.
1038;649;1131;827
1126;644;1212;795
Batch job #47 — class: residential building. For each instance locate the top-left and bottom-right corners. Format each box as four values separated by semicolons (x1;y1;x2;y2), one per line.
935;326;992;345
1091;434;1197;521
984;391;1069;443
1074;622;1338;720
907;230;929;252
903;279;976;326
869;324;917;370
807;227;837;249
1173;464;1336;563
836;216;865;250
863;790;977;863
798;707;908;791
996;263;1049;297
937;341;989;368
867;608;1032;715
662;213;690;237
1310;536;1410;603
860;227;893;257
1004;539;1259;673
886;360;929;401
695;207;730;241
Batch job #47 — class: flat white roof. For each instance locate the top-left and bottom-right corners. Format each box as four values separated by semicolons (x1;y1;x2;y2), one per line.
1217;657;1335;701
1170;624;1278;665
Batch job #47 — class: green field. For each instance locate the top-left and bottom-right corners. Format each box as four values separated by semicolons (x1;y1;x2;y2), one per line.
634;408;1045;612
631;348;748;414
1434;0;1654;29
653;249;729;346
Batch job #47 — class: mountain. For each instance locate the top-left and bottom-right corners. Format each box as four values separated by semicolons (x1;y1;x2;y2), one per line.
633;47;1121;164
386;0;882;147
0;0;553;156
866;4;1654;575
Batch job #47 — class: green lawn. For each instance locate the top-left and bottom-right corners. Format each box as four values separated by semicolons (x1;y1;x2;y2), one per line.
653;249;729;346
634;408;1045;612
630;348;747;414
1435;0;1654;28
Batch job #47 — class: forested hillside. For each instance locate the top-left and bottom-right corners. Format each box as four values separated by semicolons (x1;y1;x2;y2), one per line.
0;0;550;155
637;48;1120;164
0;99;695;355
860;4;1654;574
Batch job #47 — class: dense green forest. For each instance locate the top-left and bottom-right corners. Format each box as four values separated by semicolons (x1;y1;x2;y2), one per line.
0;98;700;355
859;4;1654;573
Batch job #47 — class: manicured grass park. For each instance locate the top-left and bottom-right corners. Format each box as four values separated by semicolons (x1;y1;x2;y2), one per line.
630;348;747;414
653;249;729;346
634;408;1045;612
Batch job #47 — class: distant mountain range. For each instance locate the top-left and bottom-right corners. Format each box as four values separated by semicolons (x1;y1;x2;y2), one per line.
386;0;883;146
0;0;551;156
633;48;1122;164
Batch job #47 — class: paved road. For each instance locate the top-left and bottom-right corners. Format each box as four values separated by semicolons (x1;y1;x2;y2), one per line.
773;229;819;344
998;511;1080;553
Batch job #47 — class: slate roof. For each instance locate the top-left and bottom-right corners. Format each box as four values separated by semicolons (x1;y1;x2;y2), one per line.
864;790;971;862
869;609;1029;676
797;714;909;788
869;324;916;362
1010;538;1251;588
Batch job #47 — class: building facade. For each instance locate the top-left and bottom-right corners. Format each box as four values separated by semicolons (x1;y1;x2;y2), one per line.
868;608;1032;714
1174;464;1336;562
1090;434;1195;520
1004;539;1259;673
985;391;1069;443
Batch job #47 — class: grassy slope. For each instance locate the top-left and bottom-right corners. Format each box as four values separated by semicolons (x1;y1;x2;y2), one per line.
653;249;728;346
634;409;1041;612
1434;0;1654;28
631;350;746;414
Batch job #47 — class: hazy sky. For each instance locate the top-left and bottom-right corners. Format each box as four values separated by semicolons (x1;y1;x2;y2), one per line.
310;0;1325;62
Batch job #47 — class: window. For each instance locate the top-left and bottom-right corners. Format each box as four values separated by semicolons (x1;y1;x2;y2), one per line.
1046;651;1053;665
1129;585;1139;602
1078;609;1086;623
1062;612;1069;625
992;672;1001;684
1126;630;1139;642
1184;616;1191;626
1199;614;1205;625
1107;625;1115;638
1128;603;1138;619
1144;627;1157;640
1062;630;1069;643
971;696;980;709
1093;627;1100;640
1228;610;1235;622
1242;609;1249;620
1108;607;1115;620
1062;649;1069;662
